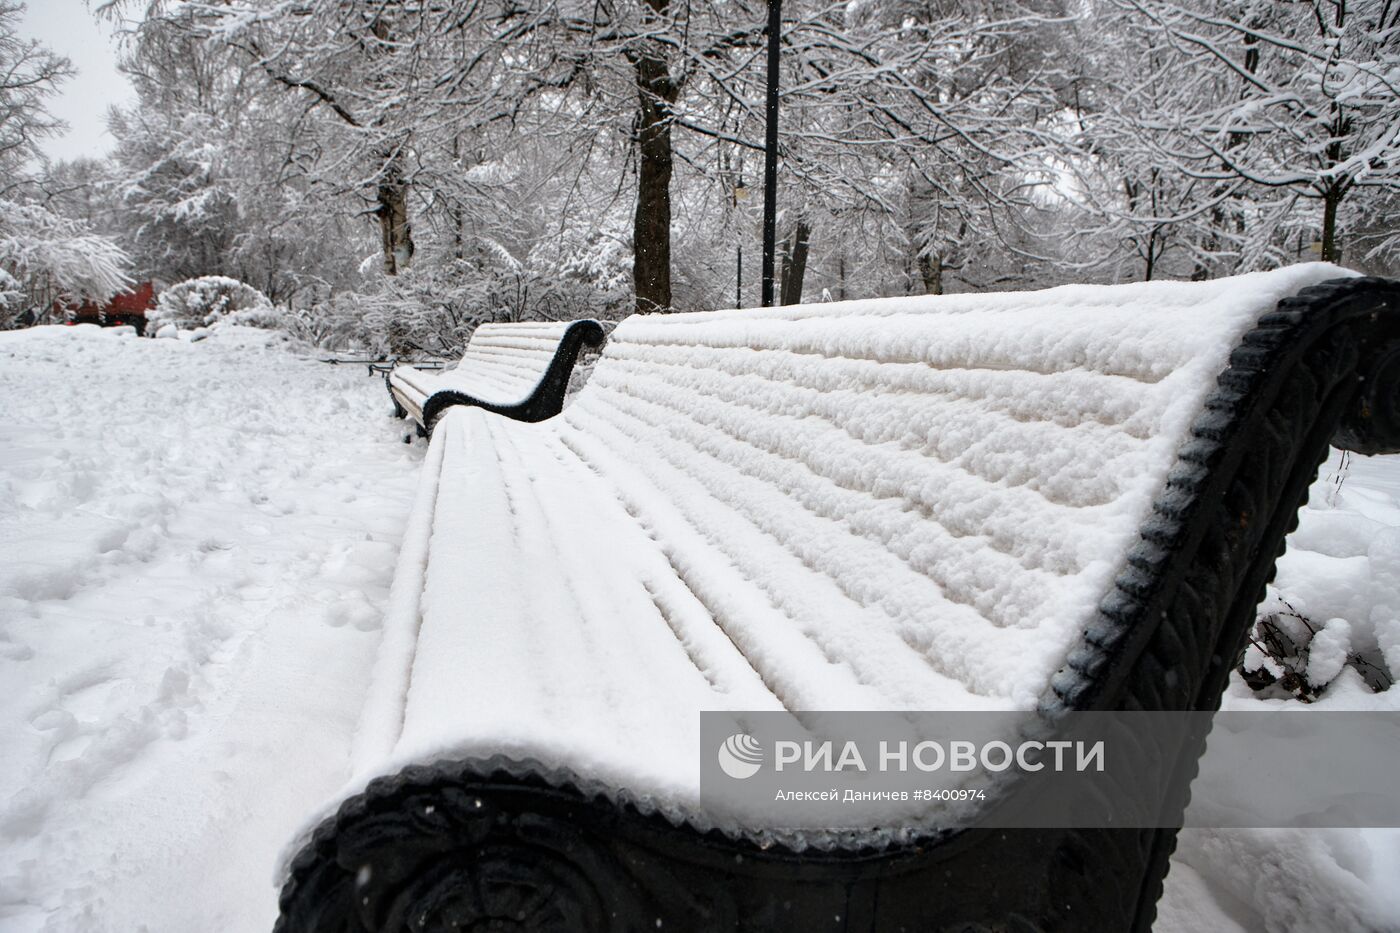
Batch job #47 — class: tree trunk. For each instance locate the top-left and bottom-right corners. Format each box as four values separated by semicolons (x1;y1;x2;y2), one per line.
632;39;679;314
1144;228;1159;281
377;152;414;276
450;137;466;261
1319;102;1348;265
918;249;943;296
779;221;811;306
1321;186;1342;263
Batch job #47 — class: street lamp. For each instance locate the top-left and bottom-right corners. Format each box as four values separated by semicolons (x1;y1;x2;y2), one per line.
734;177;749;309
760;0;782;307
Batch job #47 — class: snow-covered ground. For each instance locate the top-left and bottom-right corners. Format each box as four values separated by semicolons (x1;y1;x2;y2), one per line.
0;325;421;931
1;323;1397;931
1160;451;1400;933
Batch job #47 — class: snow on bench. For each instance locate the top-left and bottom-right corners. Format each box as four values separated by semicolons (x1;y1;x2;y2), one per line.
279;265;1400;932
386;318;605;430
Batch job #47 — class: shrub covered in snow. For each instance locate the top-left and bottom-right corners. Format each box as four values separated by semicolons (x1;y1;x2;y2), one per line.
1238;454;1399;701
147;276;272;331
325;245;629;357
346;266;481;357
1239;603;1368;702
224;302;286;330
265;298;369;351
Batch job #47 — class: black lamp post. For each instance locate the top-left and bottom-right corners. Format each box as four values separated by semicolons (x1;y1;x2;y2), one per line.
760;0;782;307
734;176;746;309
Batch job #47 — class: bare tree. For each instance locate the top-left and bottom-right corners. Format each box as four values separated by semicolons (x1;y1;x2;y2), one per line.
0;1;72;191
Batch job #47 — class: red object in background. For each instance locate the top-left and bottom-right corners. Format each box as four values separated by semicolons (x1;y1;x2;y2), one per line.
60;282;155;334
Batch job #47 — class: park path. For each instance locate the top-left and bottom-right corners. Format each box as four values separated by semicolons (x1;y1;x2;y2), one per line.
0;325;421;931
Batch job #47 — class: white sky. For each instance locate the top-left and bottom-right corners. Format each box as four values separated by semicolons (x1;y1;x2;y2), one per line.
18;0;137;163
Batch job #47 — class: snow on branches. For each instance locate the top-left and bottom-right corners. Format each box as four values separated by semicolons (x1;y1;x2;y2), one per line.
0;199;132;327
1071;0;1400;278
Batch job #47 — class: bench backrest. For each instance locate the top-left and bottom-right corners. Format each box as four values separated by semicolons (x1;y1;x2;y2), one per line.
391;318;606;427
452;321;596;400
411;320;598;401
554;264;1363;713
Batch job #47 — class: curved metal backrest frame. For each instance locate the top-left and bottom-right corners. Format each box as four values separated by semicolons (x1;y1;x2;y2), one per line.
1026;275;1400;929
413;319;607;430
1050;276;1400;719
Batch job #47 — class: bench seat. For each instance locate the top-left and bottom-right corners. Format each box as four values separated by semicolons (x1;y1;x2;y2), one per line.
281;264;1400;932
387;319;605;429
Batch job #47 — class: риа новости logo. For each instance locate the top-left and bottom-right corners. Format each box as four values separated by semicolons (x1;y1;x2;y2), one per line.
718;733;764;779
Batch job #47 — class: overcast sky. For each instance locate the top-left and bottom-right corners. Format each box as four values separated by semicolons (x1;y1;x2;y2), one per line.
19;0;137;163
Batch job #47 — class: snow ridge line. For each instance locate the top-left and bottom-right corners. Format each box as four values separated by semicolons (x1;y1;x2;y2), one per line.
351;423;449;775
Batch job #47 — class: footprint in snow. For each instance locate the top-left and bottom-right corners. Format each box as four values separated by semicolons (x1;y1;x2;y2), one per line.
323;593;382;631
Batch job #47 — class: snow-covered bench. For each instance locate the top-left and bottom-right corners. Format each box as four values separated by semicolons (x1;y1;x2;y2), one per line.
279;266;1400;932
386;319;606;431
